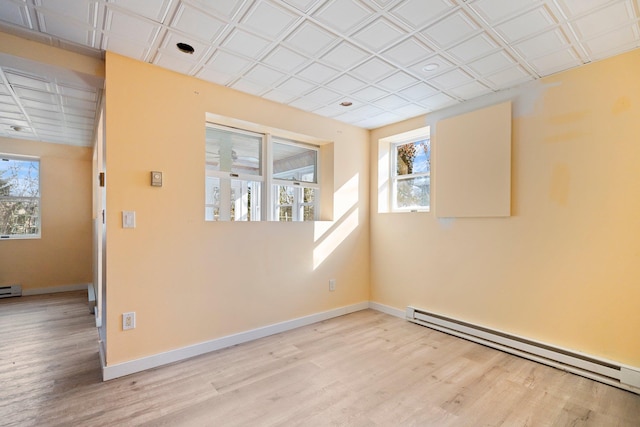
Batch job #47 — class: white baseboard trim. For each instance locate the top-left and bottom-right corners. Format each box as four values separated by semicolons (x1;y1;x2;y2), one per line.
102;301;369;381
23;283;89;296
100;299;640;394
368;301;405;318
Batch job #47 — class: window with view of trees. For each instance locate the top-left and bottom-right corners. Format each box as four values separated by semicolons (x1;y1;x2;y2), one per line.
272;139;318;222
0;155;40;238
205;125;263;221
391;138;430;212
205;124;319;222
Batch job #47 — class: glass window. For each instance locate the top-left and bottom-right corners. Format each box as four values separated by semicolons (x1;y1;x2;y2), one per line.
0;155;40;238
205;177;262;221
391;138;430;211
206;126;261;176
274;184;317;222
272;140;319;221
272;140;317;183
206;125;263;221
205;124;321;222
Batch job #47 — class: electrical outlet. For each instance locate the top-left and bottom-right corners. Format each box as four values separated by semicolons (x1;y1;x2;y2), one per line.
329;279;336;292
123;312;136;330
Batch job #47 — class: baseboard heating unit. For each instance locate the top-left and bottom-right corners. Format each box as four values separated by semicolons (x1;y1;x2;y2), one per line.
406;306;640;394
0;284;22;299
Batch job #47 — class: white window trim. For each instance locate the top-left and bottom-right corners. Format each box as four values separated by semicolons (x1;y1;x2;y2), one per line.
377;126;430;214
270;138;320;221
205;175;262;221
205;123;321;222
205;124;265;221
272;182;320;221
0;154;41;239
390;138;431;213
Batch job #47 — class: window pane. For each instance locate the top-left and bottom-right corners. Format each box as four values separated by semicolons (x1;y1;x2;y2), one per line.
206;176;261;221
275;185;317;221
0;158;39;197
278;206;293;222
277;185;295;205
205;206;217;221
303;187;315;204
273;140;317;183
205;176;220;206
396;139;430;176
303;205;314;221
394;176;430;209
231;180;261;221
0;199;39;235
0;157;40;237
205;176;220;221
206;126;262;176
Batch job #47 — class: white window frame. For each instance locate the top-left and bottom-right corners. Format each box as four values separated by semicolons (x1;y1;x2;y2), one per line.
390;137;431;213
273;184;319;222
0;154;41;239
205;176;262;221
205;124;264;221
271;139;319;222
205;124;321;222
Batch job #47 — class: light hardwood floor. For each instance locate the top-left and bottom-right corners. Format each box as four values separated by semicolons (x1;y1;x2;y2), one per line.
1;291;639;426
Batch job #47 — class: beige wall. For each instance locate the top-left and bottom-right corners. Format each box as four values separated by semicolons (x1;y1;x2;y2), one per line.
0;137;93;291
370;49;640;366
0;32;104;79
104;53;370;365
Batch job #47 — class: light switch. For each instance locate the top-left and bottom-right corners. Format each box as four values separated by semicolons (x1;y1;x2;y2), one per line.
122;211;136;228
151;171;162;187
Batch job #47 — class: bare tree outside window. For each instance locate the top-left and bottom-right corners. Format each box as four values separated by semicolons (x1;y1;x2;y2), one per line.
277;185;294;221
0;157;40;237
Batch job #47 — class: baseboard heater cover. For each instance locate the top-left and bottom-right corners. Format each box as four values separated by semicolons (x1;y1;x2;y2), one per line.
406;306;640;394
0;284;22;298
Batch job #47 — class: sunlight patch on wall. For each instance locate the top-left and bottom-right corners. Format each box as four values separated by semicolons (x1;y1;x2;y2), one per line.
313;207;359;270
313;173;360;269
314;173;359;243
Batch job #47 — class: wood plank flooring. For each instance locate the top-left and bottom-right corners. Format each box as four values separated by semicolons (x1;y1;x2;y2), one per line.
1;291;639;426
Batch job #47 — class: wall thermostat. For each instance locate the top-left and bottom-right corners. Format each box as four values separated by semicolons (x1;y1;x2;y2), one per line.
151;171;162;187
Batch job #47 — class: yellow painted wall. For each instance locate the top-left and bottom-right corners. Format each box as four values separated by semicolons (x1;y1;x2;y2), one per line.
370;49;640;366
104;53;370;365
0;32;104;79
0;137;93;290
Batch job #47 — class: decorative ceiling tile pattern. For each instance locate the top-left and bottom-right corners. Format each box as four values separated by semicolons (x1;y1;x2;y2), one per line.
0;0;639;146
0;66;99;145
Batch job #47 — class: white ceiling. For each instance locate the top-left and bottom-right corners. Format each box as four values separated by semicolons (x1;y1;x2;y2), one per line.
1;0;639;147
0;57;101;146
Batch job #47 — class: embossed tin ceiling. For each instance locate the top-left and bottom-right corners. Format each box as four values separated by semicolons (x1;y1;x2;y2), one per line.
1;0;639;146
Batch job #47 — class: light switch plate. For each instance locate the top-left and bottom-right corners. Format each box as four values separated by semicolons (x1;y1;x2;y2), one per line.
122;211;136;228
151;171;162;187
